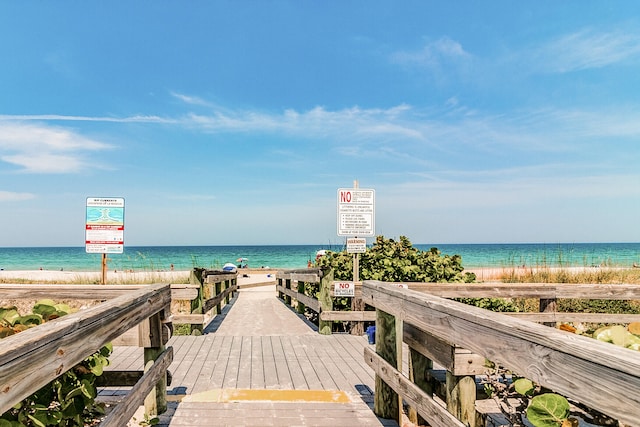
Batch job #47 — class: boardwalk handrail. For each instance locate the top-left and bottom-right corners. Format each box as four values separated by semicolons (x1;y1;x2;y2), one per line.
171;269;237;333
0;283;172;425
275;268;640;332
362;280;640;426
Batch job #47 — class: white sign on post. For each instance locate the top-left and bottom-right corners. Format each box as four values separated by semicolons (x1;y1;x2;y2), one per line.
333;281;356;297
347;237;367;253
85;197;125;254
337;188;375;236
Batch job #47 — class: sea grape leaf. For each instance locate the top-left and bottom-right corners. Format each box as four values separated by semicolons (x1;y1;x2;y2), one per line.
595;325;639;348
0;309;20;326
32;302;57;318
54;303;71;313
15;314;42;326
526;394;570;427
514;378;535;396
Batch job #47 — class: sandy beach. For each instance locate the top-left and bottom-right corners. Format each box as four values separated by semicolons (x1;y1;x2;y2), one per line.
0;268;279;286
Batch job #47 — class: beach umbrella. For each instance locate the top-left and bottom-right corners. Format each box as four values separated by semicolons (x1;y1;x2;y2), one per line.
236;257;248;262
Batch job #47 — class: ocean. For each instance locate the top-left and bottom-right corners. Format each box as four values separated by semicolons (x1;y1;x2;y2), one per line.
1;243;639;272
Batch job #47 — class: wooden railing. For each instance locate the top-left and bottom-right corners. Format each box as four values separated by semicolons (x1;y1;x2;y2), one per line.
0;283;173;426
362;280;640;427
276;268;377;334
169;268;237;334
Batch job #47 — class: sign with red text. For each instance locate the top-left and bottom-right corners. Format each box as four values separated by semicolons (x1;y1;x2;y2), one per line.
333;281;355;297
346;237;367;253
85;197;125;254
337;188;375;236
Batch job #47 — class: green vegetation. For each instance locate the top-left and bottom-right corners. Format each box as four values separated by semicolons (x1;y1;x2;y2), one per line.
499;266;640;284
0;301;111;427
316;235;476;283
0;272;190;285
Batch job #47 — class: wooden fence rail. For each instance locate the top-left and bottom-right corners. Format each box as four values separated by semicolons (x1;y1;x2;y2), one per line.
170;268;237;333
0;283;173;426
362;280;640;427
276;268;640;334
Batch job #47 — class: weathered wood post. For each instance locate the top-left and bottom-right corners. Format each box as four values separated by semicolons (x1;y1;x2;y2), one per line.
446;371;479;427
215;279;223;314
277;277;284;300
318;268;333;335
540;296;558;327
189;268;204;334
284;278;292;306
374;308;399;422
224;278;232;304
408;348;433;425
141;312;167;416
297;280;306;314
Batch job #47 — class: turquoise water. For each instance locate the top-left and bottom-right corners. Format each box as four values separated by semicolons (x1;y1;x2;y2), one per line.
1;243;639;272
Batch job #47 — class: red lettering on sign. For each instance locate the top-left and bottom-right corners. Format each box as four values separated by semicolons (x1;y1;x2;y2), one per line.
340;191;351;203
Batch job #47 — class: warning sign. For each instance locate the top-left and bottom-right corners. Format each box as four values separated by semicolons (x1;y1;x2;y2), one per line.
337;188;375;236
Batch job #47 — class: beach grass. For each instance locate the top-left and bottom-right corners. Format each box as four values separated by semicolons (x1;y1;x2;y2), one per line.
0;271;191;285
497;266;640;284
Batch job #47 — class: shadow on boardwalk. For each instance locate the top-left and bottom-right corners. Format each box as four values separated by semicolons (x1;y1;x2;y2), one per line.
106;284;398;427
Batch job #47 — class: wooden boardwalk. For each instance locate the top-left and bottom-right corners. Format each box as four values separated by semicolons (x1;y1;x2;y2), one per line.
102;285;397;426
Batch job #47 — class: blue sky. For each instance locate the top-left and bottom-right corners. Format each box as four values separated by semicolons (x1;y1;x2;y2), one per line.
1;2;639;247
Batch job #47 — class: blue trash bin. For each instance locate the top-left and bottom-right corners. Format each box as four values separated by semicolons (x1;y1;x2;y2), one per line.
366;326;376;345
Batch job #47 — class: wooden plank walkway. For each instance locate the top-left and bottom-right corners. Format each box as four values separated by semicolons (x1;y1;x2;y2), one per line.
102;285;397;426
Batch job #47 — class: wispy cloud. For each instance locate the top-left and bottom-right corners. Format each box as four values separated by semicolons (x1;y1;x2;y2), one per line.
2;100;640;172
0;190;35;202
0;114;174;124
532;28;640;73
391;36;471;68
0;122;113;173
170;92;214;108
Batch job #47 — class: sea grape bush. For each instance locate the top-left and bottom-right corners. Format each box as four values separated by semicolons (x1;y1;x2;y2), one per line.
316;235;476;283
0;301;111;427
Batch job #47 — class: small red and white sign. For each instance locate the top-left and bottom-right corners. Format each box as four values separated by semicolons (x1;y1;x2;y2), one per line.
333;281;356;297
346;237;367;253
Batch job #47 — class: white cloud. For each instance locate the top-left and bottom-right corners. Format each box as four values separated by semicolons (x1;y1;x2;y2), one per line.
0;190;35;202
0;114;173;124
391;36;471;68
533;28;640;73
0;122;113;173
171;92;213;107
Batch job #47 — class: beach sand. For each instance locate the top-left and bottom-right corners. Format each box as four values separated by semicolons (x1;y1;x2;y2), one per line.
0;268;278;286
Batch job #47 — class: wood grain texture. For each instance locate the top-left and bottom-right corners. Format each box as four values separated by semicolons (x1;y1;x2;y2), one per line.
363;281;640;426
0;283;171;414
364;347;465;427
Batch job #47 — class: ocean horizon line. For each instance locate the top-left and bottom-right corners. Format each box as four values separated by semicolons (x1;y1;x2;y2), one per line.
2;241;640;250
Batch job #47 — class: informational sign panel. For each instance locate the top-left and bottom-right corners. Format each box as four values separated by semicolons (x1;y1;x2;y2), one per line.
337;188;375;236
333;281;355;297
85;197;125;254
346;237;367;253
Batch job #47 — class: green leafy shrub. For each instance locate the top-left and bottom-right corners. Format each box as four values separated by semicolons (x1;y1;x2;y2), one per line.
0;301;111;427
316;235;476;283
